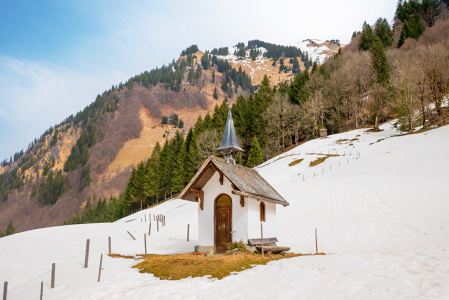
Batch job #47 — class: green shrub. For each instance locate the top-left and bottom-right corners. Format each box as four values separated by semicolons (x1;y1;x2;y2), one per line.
227;240;248;253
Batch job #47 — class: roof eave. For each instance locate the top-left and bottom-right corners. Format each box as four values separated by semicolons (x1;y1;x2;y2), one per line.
231;189;289;207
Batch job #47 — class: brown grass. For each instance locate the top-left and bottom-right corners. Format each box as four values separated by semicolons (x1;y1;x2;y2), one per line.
109;254;135;259
131;252;304;280
289;159;304;167
309;157;328;167
336;139;348;143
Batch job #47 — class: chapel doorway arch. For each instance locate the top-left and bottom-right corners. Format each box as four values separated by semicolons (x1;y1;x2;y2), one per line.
214;193;232;253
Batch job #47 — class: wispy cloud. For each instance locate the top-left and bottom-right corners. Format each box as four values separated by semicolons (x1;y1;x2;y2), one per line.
0;56;126;158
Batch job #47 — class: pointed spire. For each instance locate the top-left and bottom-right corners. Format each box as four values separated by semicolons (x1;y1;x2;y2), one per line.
216;107;243;164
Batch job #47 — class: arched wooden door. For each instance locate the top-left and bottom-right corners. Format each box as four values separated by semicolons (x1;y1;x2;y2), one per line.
214;194;232;253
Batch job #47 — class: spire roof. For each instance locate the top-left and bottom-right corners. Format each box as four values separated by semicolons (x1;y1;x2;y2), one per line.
216;107;244;153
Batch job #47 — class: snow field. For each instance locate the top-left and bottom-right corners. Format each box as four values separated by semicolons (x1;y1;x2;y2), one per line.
1;121;449;299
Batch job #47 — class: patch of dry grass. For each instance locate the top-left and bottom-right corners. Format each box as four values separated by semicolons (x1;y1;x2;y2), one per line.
109;254;135;259
336;139;348;143
309;157;328;167
131;252;303;280
350;138;359;141
308;154;340;167
365;128;384;132
289;159;304;167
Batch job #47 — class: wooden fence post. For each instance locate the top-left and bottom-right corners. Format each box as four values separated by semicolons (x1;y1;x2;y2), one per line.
187;224;190;241
144;234;147;261
315;228;318;254
40;281;43;300
98;254;103;282
261;223;264;258
51;263;55;288
157;221;159;232
84;239;90;268
127;231;135;240
3;281;7;300
108;237;111;255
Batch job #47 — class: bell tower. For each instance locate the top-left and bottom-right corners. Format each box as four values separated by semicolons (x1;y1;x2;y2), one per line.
216;107;243;164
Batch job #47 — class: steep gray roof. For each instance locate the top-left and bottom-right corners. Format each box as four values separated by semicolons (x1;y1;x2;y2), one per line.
179;156;289;206
216;108;244;152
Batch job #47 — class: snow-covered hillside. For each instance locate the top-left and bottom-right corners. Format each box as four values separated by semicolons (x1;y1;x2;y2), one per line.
291;39;343;64
1;122;449;299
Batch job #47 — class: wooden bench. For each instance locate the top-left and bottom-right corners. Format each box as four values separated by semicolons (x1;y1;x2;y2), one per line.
248;238;290;254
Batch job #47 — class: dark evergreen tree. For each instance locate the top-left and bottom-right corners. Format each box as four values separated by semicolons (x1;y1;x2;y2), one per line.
291;57;300;74
128;161;149;210
374;18;393;47
246;137;263;168
213;87;218;100
398;13;425;48
371;37;390;87
6;220;15;236
359;21;375;51
289;70;309;105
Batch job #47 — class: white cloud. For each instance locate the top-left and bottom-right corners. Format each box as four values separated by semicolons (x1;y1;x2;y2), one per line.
0;56;126;159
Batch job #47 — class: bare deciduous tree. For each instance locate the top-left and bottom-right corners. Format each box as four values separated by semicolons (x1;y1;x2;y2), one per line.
196;128;221;162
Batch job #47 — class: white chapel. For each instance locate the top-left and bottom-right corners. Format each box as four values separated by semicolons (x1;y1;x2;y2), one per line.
179;108;289;254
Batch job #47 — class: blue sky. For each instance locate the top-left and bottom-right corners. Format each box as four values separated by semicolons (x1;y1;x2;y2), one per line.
0;0;397;161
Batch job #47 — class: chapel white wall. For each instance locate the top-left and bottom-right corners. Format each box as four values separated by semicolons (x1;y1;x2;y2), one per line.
198;172;248;246
247;199;277;239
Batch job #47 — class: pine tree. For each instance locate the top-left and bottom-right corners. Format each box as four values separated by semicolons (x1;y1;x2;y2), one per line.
374;18;393;47
212;70;215;83
221;78;228;92
213;87;218;100
358;22;375;51
146;142;161;202
6;220;15;236
128;162;149;210
289;70;309;105
158;140;172;199
292;56;300;74
171;143;187;193
371;36;390;87
398;22;409;48
371;36;391;130
246;137;263;168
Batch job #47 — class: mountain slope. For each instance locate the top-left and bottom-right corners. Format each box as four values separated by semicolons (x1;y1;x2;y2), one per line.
0;122;448;299
0;38;343;235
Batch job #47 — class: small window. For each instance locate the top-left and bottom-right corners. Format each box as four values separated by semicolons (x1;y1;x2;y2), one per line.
217;195;231;205
260;202;266;222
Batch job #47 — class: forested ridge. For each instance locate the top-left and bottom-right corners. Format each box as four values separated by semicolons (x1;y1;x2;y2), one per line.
3;1;449;232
